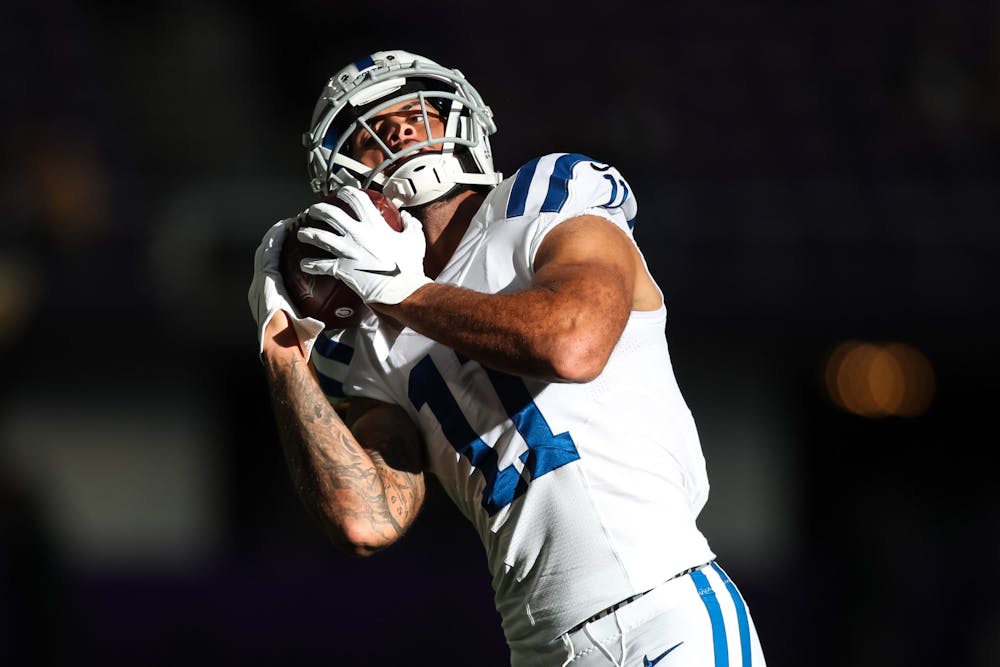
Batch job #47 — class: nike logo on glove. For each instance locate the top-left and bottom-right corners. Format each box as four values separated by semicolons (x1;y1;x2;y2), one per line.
644;642;683;666
360;264;402;277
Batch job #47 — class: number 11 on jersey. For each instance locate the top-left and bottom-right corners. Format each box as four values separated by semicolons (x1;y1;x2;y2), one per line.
408;353;580;516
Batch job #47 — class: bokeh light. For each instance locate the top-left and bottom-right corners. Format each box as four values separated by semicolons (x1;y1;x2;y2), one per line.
824;340;936;417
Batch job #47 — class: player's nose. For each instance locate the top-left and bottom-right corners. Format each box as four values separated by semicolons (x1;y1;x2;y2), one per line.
383;119;417;151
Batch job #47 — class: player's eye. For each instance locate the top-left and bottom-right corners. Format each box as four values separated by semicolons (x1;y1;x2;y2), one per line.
351;131;375;152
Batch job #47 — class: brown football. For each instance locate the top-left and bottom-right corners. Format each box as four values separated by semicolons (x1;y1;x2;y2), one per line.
280;189;405;329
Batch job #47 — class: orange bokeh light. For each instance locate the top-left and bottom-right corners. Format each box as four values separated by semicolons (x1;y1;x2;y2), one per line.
824;341;935;418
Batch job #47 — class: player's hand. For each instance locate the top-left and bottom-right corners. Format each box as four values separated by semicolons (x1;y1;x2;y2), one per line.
296;186;432;305
248;217;325;359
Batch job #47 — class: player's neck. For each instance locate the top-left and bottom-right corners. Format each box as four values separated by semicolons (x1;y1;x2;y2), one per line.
417;189;484;279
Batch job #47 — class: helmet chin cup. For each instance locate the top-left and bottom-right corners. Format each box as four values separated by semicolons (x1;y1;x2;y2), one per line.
381;153;462;208
305;50;501;207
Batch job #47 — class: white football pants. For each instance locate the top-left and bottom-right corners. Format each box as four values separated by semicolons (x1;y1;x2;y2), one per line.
512;562;767;667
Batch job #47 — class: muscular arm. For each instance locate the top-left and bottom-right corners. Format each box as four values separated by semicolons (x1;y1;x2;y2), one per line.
261;312;425;556
377;215;661;383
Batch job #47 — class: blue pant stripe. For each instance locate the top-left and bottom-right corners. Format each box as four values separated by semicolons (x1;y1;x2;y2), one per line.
711;562;752;666
691;569;728;667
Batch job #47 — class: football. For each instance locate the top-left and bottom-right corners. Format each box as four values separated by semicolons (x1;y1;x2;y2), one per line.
279;189;405;329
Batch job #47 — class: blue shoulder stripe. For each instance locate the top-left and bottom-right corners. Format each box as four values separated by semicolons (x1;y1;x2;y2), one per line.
540;153;592;214
506;153;598;218
506;157;540;218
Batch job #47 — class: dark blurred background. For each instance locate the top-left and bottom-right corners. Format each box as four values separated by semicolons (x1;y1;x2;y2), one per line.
2;1;998;665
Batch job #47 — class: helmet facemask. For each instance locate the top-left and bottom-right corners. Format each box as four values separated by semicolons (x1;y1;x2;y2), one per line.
304;51;502;208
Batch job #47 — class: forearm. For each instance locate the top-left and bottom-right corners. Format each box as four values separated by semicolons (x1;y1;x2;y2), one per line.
378;283;561;379
261;328;423;556
376;266;629;383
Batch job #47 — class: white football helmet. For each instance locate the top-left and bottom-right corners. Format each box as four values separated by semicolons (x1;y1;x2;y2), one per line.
303;50;502;208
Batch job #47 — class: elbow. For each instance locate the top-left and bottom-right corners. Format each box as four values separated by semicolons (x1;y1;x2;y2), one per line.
341;536;388;559
309;506;396;558
546;338;611;383
325;521;393;558
538;298;625;383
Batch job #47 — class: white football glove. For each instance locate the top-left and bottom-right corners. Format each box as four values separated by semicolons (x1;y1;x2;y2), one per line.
296;186;432;305
247;217;325;359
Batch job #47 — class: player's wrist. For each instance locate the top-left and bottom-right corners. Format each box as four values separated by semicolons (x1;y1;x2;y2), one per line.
365;273;433;306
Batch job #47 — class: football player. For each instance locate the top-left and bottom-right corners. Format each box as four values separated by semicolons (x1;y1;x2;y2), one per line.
248;50;767;666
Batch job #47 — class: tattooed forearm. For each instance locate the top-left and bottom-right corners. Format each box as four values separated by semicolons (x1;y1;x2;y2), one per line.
313;430;406;535
263;350;425;556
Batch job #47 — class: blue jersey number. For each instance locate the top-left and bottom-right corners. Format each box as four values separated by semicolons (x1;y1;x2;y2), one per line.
408;353;580;515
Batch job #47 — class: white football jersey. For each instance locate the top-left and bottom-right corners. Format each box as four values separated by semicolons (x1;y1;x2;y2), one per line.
310;153;715;652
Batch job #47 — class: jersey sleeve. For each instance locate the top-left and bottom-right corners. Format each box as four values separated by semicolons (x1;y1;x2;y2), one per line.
501;153;639;264
310;320;396;407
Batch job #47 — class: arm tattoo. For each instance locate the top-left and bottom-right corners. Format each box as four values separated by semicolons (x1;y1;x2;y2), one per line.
265;352;424;552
